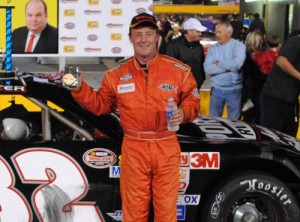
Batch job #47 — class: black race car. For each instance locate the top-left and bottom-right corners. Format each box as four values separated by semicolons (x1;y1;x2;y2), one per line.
0;71;300;222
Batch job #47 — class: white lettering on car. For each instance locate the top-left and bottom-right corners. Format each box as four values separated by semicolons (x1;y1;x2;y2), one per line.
240;179;292;205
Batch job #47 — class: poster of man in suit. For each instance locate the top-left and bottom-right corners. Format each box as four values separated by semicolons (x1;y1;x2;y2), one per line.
0;0;58;54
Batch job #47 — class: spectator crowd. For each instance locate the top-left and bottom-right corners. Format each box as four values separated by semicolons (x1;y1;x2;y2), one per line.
157;13;300;137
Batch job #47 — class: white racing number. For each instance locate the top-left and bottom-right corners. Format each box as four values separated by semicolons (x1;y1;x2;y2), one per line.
12;148;104;222
0;157;32;222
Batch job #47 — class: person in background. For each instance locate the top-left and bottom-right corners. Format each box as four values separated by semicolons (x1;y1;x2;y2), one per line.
247;34;280;124
203;15;215;32
71;12;200;222
230;14;244;41
251;34;280;76
167;18;207;91
204;21;246;120
242;31;265;123
12;0;58;54
260;33;300;137
248;13;266;36
157;14;174;54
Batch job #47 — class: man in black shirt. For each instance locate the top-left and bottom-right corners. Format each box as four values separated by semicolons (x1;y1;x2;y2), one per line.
166;18;207;90
261;34;300;136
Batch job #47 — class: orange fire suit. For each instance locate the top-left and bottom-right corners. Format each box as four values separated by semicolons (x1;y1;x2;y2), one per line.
72;54;200;222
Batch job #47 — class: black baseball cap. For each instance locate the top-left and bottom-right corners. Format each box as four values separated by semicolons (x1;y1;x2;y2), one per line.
129;13;158;33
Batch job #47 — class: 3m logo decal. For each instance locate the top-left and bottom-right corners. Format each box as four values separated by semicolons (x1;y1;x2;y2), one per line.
189;152;220;169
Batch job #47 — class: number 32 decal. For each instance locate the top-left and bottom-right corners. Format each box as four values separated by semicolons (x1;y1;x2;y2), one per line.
0;148;104;222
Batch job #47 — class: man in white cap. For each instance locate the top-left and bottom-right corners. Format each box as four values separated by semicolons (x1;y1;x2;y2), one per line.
167;18;207;90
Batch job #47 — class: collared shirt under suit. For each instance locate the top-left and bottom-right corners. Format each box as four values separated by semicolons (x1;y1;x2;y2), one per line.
72;54;200;222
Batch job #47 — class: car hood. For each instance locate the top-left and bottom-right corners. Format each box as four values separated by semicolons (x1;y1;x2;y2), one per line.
178;116;300;151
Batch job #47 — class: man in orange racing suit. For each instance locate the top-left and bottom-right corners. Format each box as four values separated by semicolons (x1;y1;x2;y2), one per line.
72;13;200;222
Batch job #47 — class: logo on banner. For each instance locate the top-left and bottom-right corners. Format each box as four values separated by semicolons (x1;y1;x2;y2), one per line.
83;148;117;169
60;0;78;2
60;37;77;41
87;21;99;28
136;8;146;13
84;10;102;15
111;33;122;41
64;22;75;29
88;0;99;5
111;0;122;3
132;0;150;2
111;8;122;16
106;23;124;28
63;45;75;53
64;9;75;16
87;34;98;41
112;47;122;54
84;48;101;52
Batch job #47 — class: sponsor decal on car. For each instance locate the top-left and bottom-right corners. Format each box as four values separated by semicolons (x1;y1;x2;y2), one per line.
180;167;190;181
177;195;200;205
211;192;225;219
177;205;186;220
179;181;189;194
222;119;256;140
257;125;300;150
194;118;252;140
0;84;26;92
190;152;220;169
180;152;190;167
107;210;123;221
240;179;292;205
109;165;121;178
83;148;117;169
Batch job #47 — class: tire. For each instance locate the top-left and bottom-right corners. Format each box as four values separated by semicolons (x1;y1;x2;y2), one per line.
201;171;300;222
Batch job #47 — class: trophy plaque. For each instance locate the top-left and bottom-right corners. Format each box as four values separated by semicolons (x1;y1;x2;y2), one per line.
62;66;79;88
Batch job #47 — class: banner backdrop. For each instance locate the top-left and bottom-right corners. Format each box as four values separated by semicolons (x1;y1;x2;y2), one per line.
59;0;153;57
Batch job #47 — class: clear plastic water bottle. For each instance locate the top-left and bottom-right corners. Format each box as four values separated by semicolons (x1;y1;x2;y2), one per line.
166;97;179;132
